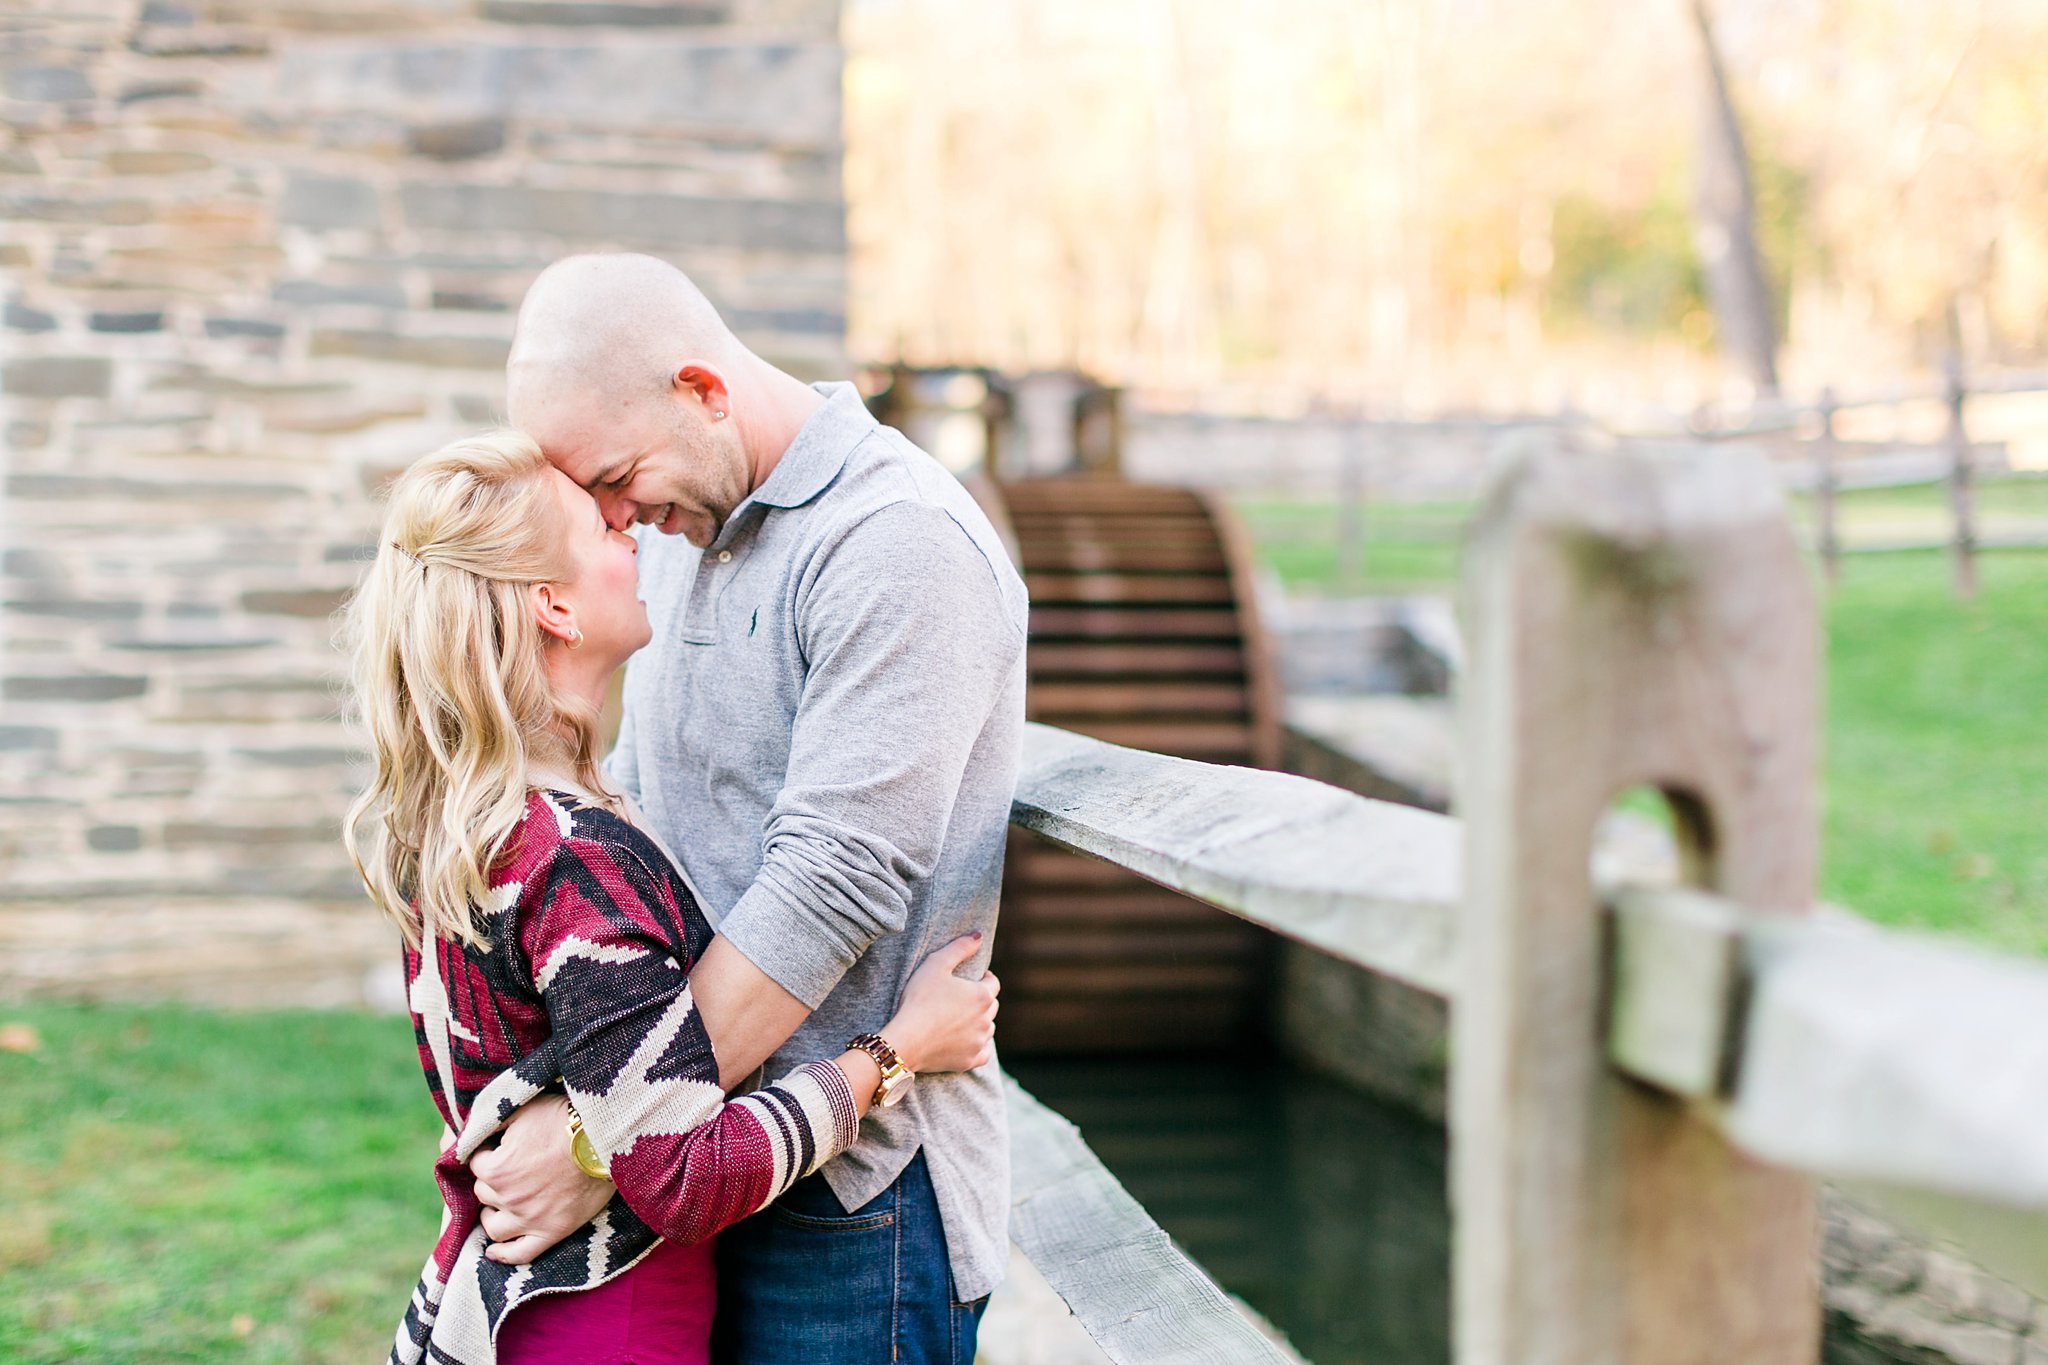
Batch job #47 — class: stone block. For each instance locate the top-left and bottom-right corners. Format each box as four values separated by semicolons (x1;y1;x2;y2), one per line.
731;0;840;32
479;0;727;23
8;420;49;449
203;317;286;339
266;397;426;434
3;675;149;703
728;304;845;336
2;357;111;398
272;279;407;308
0;149;37;173
5;301;56;332
131;25;271;58
406;119;506;161
267;40;842;145
309;328;508;369
1860;1300;2020;1365
429;289;508;312
4;67;93;103
279;172;381;231
241;587;352;618
235;746;358;769
108;634;282;653
4;599;146;623
86;826;144;853
104;149;215;176
0;196;152;227
0;727;56;752
8;473;305;503
399;183;844;253
90;311;166;334
2;549;64;580
164;822;335;851
0;244;30;266
450;394;502;424
1921;1248;2037;1330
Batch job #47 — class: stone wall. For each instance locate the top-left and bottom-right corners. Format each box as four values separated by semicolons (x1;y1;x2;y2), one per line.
0;0;846;1003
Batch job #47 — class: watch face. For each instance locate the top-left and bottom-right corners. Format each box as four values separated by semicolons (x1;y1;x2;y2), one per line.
878;1071;912;1108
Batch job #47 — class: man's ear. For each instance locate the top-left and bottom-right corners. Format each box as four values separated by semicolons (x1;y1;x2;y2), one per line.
531;582;577;645
673;362;730;418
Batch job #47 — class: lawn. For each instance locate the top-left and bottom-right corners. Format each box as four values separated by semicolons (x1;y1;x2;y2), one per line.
0;1005;440;1365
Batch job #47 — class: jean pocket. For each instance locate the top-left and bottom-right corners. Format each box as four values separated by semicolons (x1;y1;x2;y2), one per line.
767;1203;897;1232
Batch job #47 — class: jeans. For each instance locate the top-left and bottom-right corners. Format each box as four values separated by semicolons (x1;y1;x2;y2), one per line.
710;1149;988;1365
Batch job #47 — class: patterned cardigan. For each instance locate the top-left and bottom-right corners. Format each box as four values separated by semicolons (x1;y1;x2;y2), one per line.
389;788;861;1365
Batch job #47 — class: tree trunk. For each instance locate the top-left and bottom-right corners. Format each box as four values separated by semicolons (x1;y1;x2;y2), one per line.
1689;0;1779;396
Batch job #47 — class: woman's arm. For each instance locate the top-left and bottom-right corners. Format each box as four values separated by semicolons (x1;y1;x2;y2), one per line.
481;836;996;1261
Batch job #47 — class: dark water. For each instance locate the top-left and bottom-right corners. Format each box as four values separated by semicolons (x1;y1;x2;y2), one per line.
1005;1055;1452;1365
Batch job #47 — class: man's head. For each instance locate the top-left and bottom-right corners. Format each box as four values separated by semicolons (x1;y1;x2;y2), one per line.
507;253;753;546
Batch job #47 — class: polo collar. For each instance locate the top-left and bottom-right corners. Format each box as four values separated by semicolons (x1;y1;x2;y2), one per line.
747;381;871;511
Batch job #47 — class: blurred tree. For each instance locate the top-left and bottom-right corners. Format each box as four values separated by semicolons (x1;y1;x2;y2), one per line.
1689;0;1780;394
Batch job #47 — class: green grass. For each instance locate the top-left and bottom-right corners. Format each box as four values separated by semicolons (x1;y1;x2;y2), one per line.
1230;486;2048;951
1820;551;2048;950
0;1005;440;1364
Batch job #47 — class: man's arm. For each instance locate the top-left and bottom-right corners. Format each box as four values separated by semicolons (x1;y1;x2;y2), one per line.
712;499;1025;1009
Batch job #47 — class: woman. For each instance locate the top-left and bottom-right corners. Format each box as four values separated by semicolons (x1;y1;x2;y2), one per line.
344;431;999;1365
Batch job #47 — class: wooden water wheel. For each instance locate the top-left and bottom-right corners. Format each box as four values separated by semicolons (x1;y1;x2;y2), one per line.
985;478;1284;1053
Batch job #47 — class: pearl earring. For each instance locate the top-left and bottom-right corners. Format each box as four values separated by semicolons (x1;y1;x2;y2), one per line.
567;627;583;649
713;410;725;420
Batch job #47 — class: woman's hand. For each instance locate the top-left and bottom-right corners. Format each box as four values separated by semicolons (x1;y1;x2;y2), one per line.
883;932;999;1075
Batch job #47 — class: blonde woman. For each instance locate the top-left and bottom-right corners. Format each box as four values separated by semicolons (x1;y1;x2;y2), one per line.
345;431;999;1365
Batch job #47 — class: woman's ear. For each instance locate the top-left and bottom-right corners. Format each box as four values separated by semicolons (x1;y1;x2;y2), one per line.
531;582;580;647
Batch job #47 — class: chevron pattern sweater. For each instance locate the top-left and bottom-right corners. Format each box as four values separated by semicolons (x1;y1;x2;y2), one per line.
389;789;860;1365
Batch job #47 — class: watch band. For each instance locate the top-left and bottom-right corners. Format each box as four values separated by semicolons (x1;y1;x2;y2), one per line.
846;1032;912;1108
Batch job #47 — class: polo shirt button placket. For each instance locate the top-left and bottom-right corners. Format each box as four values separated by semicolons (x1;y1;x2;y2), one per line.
717;550;733;563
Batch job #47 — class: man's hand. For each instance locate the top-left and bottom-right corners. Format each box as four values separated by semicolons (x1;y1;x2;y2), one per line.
469;1094;615;1265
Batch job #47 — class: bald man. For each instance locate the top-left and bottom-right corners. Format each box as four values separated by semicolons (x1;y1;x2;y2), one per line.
473;254;1026;1364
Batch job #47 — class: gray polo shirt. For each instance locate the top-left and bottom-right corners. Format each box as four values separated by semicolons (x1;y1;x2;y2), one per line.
607;382;1027;1302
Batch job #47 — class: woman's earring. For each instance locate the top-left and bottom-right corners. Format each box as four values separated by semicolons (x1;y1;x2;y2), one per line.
713;410;725;420
567;627;583;649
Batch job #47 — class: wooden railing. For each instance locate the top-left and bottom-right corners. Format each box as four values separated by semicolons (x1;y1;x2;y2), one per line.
998;444;2048;1364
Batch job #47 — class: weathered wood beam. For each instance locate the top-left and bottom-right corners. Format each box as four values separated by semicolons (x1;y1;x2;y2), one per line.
1004;1076;1297;1365
1011;721;1461;996
1610;888;2048;1209
1011;722;2048;1296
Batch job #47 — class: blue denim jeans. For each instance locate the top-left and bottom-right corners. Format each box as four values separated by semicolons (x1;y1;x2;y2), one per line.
710;1149;988;1365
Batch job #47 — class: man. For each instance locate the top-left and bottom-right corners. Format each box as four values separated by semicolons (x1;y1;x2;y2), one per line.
470;253;1026;1363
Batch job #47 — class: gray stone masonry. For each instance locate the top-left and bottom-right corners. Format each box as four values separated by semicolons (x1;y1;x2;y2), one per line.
0;0;846;1006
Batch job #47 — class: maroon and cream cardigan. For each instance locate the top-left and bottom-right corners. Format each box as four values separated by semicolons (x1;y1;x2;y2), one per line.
389;788;861;1365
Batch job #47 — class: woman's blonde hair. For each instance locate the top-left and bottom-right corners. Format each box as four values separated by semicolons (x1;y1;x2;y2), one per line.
344;429;618;950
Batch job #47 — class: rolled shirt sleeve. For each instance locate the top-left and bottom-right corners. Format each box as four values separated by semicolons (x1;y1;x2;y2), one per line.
714;500;1027;1009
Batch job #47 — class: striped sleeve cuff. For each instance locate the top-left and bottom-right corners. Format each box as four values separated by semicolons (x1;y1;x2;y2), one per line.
791;1058;862;1163
733;1058;862;1201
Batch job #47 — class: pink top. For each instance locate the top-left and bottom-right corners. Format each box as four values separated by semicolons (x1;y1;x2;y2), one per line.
496;1236;717;1365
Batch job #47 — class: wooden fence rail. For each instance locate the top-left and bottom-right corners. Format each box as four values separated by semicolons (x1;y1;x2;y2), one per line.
1000;444;2048;1364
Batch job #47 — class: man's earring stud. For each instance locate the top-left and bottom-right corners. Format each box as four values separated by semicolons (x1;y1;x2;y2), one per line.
713;410;725;420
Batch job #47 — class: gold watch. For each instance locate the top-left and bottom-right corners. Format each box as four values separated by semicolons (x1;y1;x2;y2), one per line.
846;1032;914;1109
564;1102;610;1181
